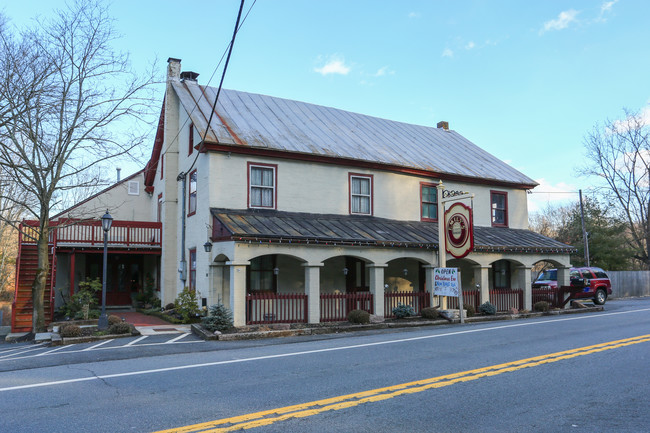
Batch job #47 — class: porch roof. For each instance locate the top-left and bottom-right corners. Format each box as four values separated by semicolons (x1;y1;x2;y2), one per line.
210;208;575;254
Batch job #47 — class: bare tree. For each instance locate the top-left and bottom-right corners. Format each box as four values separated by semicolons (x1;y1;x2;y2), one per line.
0;1;157;331
583;108;650;268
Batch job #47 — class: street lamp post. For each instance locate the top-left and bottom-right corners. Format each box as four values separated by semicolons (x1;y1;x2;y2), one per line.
98;210;113;330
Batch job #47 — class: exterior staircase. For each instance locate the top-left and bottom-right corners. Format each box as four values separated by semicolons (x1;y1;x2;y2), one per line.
12;244;55;332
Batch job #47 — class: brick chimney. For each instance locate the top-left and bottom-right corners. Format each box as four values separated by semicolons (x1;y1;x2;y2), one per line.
167;57;182;81
437;121;449;131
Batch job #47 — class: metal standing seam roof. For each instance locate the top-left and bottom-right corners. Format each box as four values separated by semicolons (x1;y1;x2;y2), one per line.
172;81;537;187
211;208;575;254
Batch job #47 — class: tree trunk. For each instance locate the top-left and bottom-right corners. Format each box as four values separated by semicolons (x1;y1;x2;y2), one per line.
31;224;49;333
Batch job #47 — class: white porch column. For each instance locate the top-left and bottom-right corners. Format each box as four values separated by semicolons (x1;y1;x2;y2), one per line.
516;265;532;311
474;266;490;304
303;263;323;324
227;261;249;327
423;265;438;308
368;264;387;317
557;266;571;309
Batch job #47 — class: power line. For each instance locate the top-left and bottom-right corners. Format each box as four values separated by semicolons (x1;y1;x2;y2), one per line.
160;0;256;160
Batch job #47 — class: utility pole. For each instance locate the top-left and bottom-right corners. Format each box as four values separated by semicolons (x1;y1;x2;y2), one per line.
579;189;590;267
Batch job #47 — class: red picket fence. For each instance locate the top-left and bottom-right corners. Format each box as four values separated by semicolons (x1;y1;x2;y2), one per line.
489;288;524;311
532;287;559;307
320;292;373;322
446;290;481;310
246;292;308;324
384;291;431;318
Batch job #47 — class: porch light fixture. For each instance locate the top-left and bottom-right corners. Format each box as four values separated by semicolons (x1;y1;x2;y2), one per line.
273;267;279;275
203;241;213;253
98;210;113;330
403;268;408;276
343;267;349;276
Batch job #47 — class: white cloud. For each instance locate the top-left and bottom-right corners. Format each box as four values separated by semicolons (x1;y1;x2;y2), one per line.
372;66;395;77
528;178;579;213
314;56;351;76
600;0;618;14
442;48;454;58
540;9;579;34
465;41;475;50
408;12;420;19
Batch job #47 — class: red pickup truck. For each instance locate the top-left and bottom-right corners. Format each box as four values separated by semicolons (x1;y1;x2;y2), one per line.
532;267;613;305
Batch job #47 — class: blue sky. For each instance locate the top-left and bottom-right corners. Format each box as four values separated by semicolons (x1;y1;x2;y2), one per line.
4;0;650;214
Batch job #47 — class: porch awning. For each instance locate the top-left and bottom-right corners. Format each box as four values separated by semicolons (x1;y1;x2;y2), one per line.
210;208;575;254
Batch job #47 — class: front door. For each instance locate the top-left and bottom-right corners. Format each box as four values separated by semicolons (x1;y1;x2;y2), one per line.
87;254;142;306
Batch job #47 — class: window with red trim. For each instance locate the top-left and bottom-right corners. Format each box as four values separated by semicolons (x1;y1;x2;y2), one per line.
160;153;164;180
157;193;163;222
189;248;196;292
490;190;508;227
188;123;194;156
188;170;197;216
420;183;438;221
248;163;277;209
349;173;373;215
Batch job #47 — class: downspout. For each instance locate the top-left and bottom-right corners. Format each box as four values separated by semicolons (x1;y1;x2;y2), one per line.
177;172;187;284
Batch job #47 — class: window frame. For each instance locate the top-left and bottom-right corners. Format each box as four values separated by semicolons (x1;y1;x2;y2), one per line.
247;255;277;293
188;248;197;292
490;190;508;227
188;123;194;156
157;193;163;223
349;173;373;215
188;169;197;217
420;182;438;222
248;162;277;209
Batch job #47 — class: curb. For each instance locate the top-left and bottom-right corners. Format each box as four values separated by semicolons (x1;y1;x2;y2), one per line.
191;306;604;341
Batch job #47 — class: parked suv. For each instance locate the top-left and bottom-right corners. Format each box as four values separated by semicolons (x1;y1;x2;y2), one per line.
532;267;613;305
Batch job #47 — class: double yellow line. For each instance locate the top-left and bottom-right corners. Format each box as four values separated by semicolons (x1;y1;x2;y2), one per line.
156;334;650;433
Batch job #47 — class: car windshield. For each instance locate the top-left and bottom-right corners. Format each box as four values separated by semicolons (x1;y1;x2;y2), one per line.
536;269;557;281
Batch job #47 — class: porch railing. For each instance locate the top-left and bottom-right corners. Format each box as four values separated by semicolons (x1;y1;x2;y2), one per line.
246;292;308;325
320;292;373;322
446;290;481;311
384;291;431;318
532;287;559;308
489;288;524;311
20;219;162;248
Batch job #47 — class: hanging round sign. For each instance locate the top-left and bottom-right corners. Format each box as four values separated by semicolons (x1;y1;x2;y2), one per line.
445;202;474;259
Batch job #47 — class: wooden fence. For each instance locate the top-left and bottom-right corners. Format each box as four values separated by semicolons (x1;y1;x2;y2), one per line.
384;291;431;318
320;292;373;322
246;293;308;324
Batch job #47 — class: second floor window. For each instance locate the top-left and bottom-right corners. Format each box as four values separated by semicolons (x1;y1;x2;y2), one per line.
188;170;197;216
188;123;194;155
491;191;508;227
249;163;276;208
421;183;438;221
350;174;372;215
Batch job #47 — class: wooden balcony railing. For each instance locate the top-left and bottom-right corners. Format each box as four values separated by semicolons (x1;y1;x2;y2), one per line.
20;219;162;248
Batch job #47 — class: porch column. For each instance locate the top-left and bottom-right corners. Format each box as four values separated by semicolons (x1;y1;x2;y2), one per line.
302;263;323;324
516;265;532;311
474;266;490;304
227;261;249;327
368;264;387;317
423;265;438;308
557;266;571;309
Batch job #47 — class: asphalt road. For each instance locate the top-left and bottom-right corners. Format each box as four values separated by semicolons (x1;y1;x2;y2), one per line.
1;297;648;433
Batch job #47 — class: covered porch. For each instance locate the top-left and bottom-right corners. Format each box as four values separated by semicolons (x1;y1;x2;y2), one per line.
204;209;574;327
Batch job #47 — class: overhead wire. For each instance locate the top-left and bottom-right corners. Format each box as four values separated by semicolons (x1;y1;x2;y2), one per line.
158;0;256;160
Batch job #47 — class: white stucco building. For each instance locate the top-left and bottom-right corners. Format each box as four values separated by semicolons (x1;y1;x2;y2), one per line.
12;57;573;331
